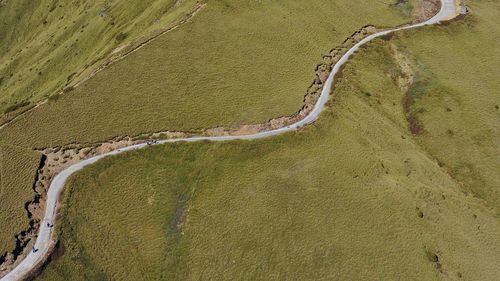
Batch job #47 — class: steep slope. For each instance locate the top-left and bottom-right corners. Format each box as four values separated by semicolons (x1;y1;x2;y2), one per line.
0;144;41;262
0;0;415;147
393;0;500;213
0;0;420;276
7;1;499;280
37;37;500;280
0;0;198;116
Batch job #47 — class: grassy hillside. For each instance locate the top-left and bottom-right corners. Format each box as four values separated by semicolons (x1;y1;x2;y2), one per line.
37;36;500;281
0;144;41;256
0;0;413;148
0;0;199;115
391;0;500;213
0;0;416;271
2;0;499;279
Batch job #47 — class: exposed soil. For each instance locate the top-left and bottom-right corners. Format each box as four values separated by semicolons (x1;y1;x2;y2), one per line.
0;155;45;277
391;44;415;92
407;114;425;135
391;44;425;136
417;0;441;22
204;25;379;136
0;2;452;274
0;24;383;272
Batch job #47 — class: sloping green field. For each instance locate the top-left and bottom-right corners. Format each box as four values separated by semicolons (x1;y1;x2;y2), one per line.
0;0;413;148
0;144;41;256
0;0;198;115
392;0;500;212
0;0;418;268
37;2;500;275
1;0;499;280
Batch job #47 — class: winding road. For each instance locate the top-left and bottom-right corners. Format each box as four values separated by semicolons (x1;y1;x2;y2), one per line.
1;1;457;280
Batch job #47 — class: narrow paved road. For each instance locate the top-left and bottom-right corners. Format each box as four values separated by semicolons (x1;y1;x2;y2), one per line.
1;1;457;280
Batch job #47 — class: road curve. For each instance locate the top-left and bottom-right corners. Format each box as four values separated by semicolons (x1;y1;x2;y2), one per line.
1;1;457;280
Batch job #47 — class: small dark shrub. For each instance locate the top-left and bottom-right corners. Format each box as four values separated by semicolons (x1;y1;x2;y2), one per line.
62;86;75;93
48;94;61;102
425;250;439;263
4;100;30;114
67;72;76;82
115;32;128;42
417;209;424;218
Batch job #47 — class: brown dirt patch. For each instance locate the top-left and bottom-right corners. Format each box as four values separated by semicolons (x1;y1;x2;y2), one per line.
417;0;441;22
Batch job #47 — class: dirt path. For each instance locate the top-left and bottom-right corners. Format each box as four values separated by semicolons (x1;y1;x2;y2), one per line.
0;1;458;280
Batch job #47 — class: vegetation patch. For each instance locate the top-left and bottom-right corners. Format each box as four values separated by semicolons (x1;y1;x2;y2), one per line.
115;32;128;43
3;101;31;114
394;0;415;18
394;0;500;212
0;144;41;267
38;38;500;280
2;1;500;280
0;0;414;148
0;0;199;114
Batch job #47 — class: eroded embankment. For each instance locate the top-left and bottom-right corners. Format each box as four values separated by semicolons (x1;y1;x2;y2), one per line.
0;24;386;273
0;155;45;275
0;0;447;275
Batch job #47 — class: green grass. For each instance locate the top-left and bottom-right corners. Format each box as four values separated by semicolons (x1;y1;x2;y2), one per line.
0;0;416;268
37;37;500;280
394;0;416;18
0;0;413;148
391;0;500;212
3;0;500;279
0;0;199;114
0;144;41;256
